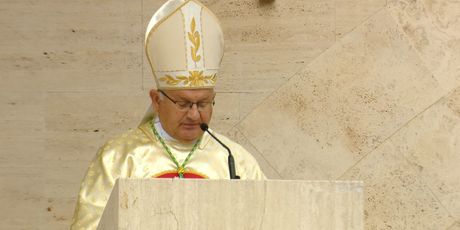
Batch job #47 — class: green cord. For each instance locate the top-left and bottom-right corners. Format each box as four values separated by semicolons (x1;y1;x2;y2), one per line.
151;121;201;178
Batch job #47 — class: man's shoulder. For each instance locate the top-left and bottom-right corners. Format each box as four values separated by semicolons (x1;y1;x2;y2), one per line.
208;130;250;156
208;130;266;179
210;131;241;146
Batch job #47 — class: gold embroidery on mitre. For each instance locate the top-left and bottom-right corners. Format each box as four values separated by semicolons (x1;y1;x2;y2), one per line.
159;71;216;87
188;17;201;63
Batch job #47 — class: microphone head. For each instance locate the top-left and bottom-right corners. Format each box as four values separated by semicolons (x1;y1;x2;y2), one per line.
200;123;209;131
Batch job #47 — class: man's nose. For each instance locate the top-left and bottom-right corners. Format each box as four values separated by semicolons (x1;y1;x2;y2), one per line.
186;103;200;120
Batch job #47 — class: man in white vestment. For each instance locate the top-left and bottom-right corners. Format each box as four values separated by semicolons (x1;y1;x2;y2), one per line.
70;0;266;229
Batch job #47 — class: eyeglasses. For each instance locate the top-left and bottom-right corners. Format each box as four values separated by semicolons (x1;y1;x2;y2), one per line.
159;90;215;112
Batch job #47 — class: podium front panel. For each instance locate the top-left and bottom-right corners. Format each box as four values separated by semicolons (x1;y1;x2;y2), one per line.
98;179;363;230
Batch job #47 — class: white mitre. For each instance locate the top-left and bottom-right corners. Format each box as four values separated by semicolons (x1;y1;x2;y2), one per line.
145;0;224;90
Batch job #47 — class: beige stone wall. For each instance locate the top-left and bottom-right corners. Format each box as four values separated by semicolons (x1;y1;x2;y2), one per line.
0;0;459;229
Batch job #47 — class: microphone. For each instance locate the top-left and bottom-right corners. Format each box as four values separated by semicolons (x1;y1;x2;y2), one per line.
200;123;240;179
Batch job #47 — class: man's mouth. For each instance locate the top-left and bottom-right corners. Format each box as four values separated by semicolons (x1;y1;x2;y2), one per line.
181;123;199;128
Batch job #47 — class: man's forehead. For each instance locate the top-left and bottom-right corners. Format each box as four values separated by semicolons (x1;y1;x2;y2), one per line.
162;89;215;99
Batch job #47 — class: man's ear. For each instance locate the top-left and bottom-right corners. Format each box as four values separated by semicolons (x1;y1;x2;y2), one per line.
149;89;160;112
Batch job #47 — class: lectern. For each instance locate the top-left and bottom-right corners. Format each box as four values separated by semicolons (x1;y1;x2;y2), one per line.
97;179;363;229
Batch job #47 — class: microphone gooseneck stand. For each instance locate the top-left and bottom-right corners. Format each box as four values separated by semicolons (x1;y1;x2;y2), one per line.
200;123;240;179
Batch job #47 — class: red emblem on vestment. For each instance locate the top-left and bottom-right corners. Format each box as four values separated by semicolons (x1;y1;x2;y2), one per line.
155;172;206;179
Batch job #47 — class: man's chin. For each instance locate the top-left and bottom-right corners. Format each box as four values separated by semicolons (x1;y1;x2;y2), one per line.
177;129;202;142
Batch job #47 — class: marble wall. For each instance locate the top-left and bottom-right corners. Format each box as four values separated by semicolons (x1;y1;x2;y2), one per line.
0;0;459;229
